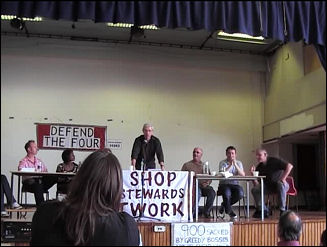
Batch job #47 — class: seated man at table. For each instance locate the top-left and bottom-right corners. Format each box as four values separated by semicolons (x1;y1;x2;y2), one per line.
217;146;245;219
250;148;293;218
181;147;215;218
18;140;57;206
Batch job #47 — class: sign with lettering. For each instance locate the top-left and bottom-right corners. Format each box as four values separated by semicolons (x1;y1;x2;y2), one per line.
108;139;122;150
121;170;192;222
36;123;106;151
172;222;232;246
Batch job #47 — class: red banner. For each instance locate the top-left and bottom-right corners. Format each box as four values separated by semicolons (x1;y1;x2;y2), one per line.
36;123;106;151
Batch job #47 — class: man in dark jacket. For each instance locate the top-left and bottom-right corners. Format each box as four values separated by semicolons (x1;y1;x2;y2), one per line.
131;123;165;171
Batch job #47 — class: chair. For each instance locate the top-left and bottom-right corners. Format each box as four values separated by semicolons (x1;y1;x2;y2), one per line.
266;192;278;215
56;190;63;200
286;176;298;211
237;195;247;218
202;196;214;218
267;176;298;214
216;190;246;219
56;186;67;200
20;184;49;206
18;184;49;219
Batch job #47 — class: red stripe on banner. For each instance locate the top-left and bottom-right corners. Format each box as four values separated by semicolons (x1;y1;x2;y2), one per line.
94;127;106;149
37;124;50;148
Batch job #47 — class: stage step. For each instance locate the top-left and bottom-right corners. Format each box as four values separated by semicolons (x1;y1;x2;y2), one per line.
6;207;36;213
6;207;37;220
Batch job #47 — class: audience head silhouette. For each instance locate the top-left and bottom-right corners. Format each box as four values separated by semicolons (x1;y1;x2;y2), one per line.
321;229;326;246
278;210;302;242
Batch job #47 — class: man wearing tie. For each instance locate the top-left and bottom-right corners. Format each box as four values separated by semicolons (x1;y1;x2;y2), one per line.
131;123;165;171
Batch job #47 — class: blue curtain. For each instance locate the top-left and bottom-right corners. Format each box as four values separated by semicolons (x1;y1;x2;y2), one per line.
1;1;326;69
283;1;326;69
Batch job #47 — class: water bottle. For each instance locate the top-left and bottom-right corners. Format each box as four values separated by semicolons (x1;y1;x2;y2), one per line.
204;161;209;174
141;159;145;171
36;162;42;172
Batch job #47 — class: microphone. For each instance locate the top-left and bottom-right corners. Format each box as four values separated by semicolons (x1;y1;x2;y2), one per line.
141;159;145;171
142;139;147;170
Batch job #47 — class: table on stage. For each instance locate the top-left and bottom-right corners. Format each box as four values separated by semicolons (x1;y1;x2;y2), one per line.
10;171;76;204
195;174;266;221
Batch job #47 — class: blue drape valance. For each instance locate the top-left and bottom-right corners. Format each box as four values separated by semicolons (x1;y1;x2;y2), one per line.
1;1;326;69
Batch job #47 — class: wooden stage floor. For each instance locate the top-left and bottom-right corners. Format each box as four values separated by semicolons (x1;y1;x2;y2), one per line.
2;209;325;246
138;209;326;246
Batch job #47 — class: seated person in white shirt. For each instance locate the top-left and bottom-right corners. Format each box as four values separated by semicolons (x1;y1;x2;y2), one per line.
217;146;245;219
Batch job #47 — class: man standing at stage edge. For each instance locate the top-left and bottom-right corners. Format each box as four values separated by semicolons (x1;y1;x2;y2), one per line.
131;123;165;171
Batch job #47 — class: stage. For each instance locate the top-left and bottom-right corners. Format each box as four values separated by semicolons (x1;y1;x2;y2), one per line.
2;208;325;246
138;209;326;246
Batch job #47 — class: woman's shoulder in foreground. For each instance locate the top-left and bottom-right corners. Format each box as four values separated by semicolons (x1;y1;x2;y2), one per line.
37;199;63;211
100;211;138;228
93;211;139;246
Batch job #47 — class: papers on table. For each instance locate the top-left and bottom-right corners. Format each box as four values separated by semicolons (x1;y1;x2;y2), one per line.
20;168;35;172
219;171;233;178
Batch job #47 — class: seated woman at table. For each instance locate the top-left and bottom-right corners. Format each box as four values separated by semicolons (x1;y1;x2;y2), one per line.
31;150;140;245
56;149;79;195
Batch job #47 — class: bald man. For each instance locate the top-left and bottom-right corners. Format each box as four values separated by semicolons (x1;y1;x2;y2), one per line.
181;147;215;218
278;211;302;246
251;148;293;218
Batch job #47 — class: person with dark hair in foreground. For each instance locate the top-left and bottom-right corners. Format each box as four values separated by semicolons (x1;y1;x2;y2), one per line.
321;229;326;246
277;210;302;246
31;150;140;246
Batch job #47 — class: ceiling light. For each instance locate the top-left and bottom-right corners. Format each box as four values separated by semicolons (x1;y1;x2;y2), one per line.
107;23;158;30
107;22;133;28
217;31;267;44
139;25;158;30
1;15;42;22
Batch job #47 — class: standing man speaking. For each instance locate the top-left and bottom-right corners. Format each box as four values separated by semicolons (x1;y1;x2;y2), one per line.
131;123;165;171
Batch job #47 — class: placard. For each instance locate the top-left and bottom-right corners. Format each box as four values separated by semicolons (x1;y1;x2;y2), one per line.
172;222;232;246
36;123;106;151
121;170;192;222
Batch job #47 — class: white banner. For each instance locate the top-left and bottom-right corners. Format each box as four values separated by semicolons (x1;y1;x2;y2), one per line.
121;170;191;222
172;222;232;246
